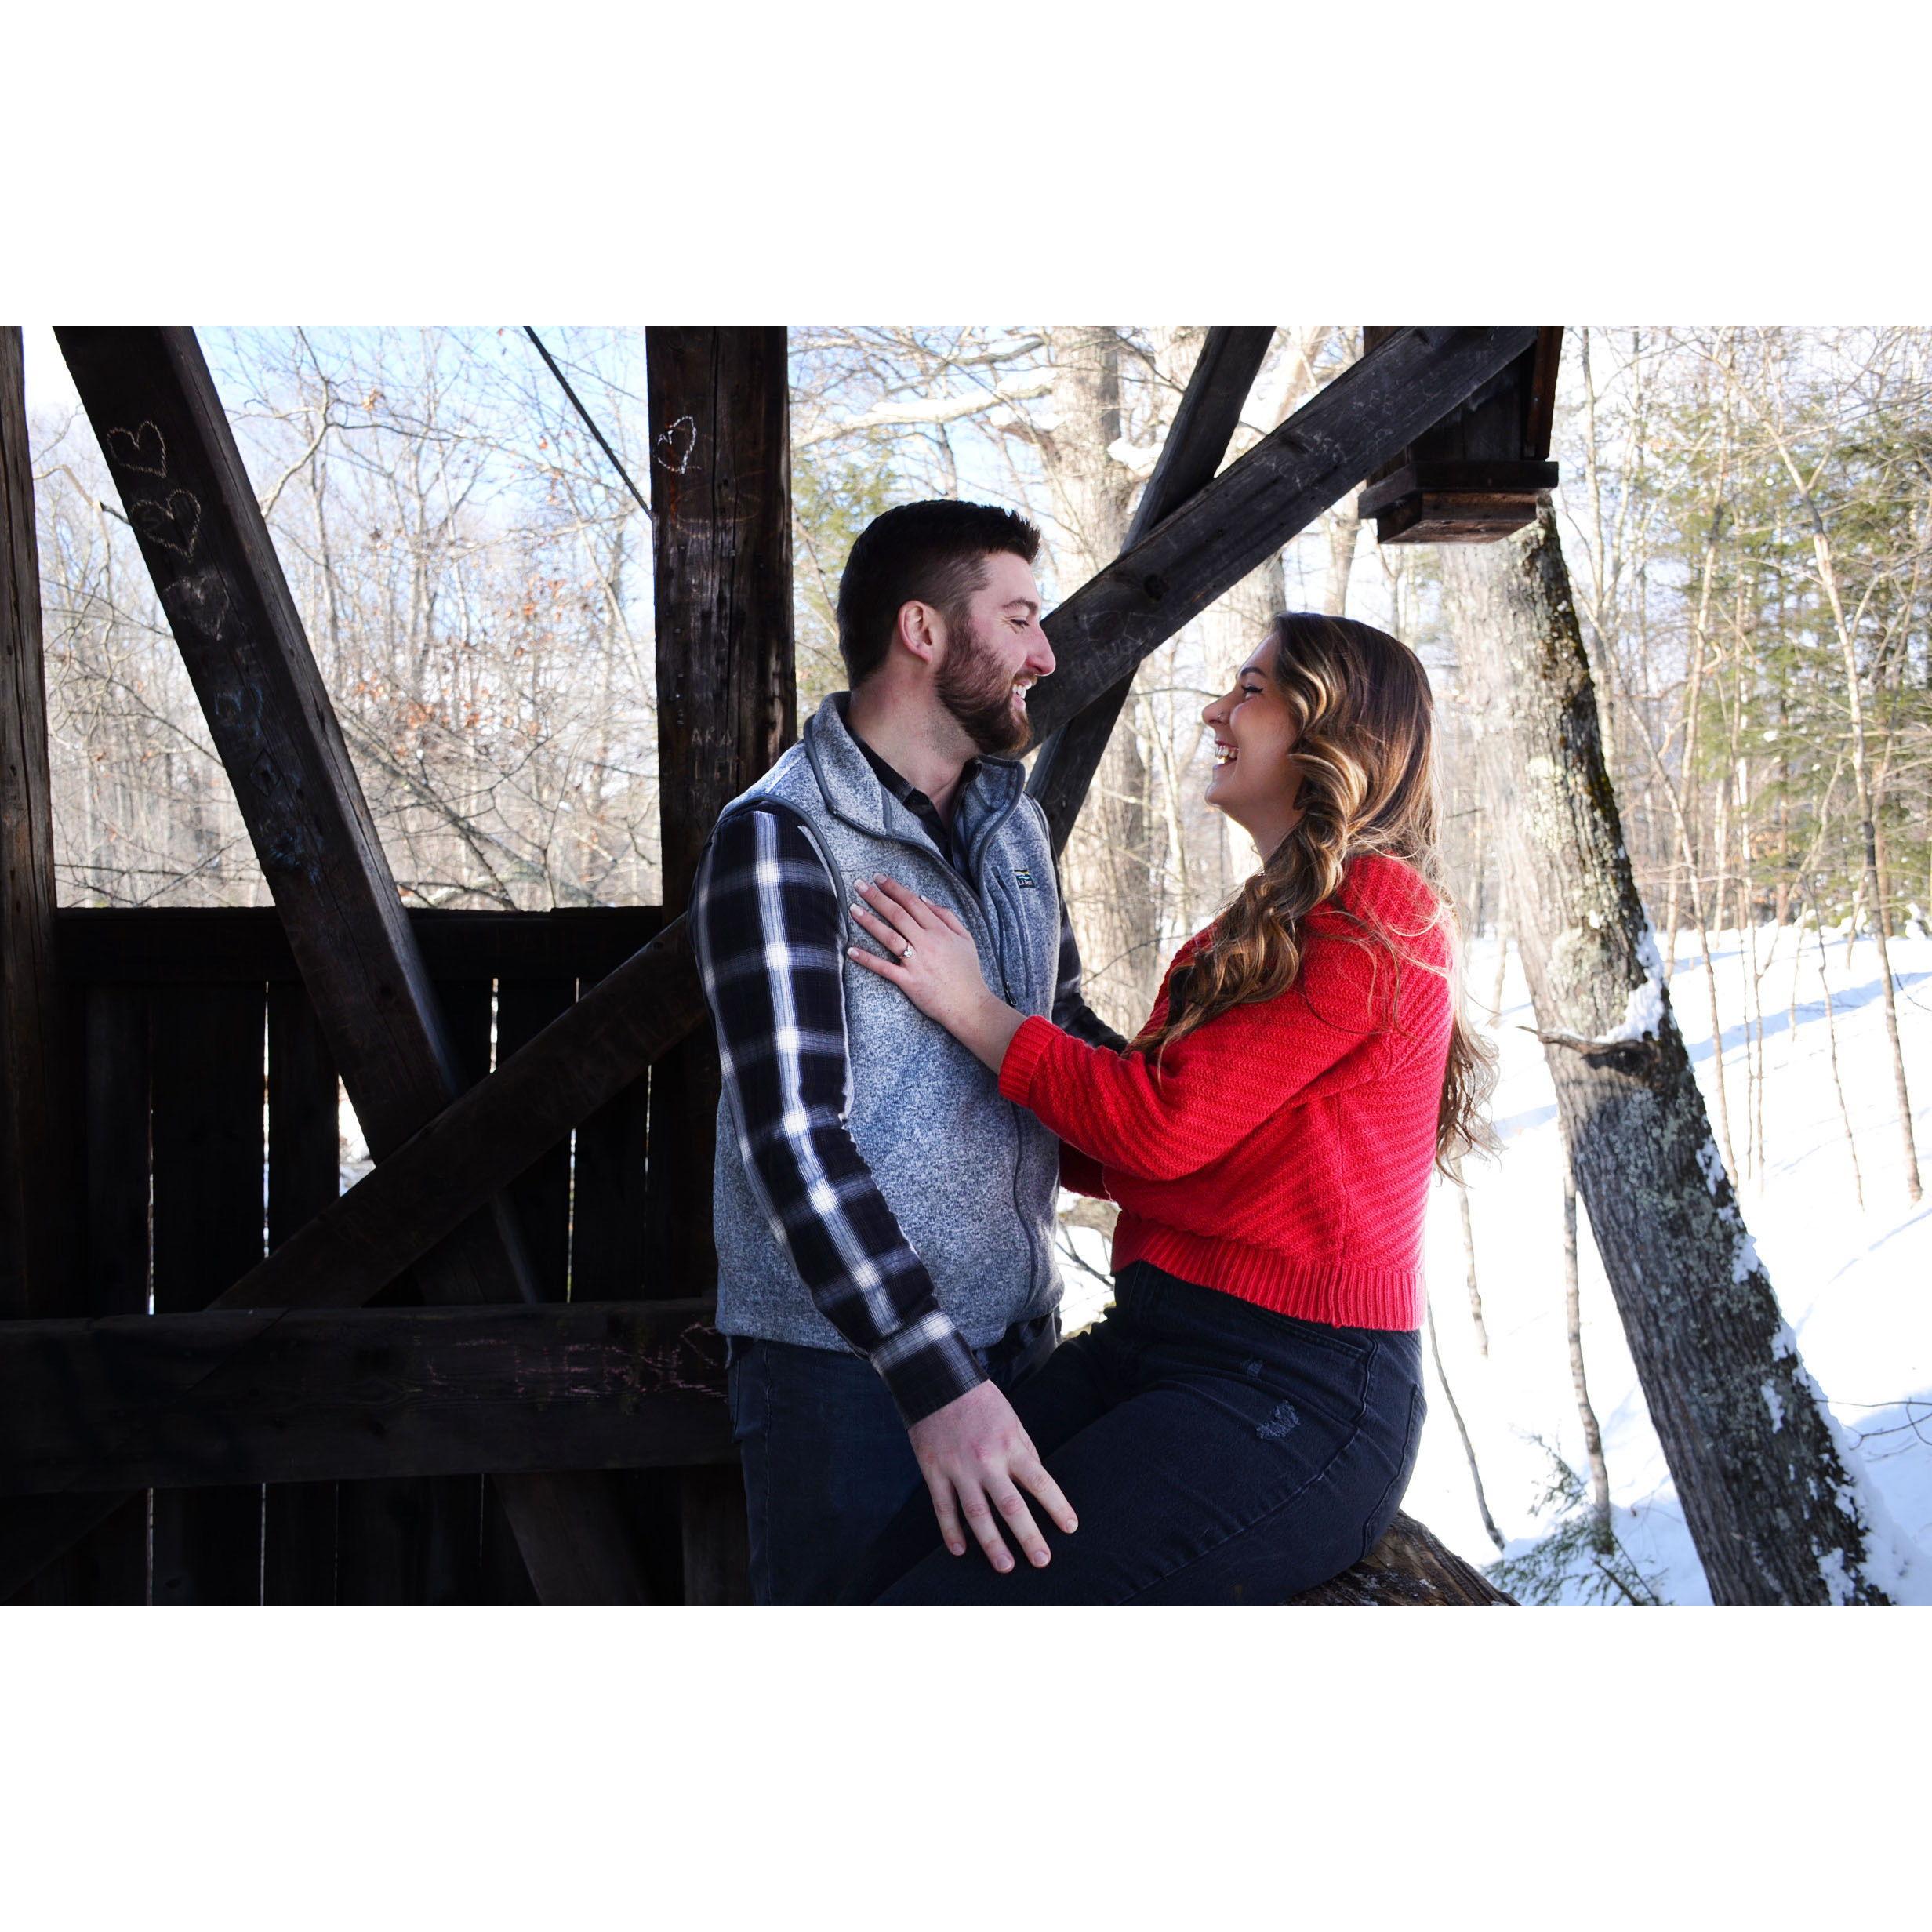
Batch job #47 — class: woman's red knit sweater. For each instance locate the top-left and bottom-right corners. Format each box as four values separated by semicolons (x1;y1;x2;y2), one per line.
999;852;1451;1331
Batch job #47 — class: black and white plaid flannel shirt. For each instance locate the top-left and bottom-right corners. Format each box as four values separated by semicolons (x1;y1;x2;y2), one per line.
691;739;1124;1424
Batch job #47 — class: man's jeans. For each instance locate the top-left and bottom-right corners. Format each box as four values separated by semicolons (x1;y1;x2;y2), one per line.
726;1313;1058;1605
843;1262;1426;1604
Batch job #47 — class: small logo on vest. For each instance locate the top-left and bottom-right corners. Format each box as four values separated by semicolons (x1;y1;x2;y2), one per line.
1012;866;1037;888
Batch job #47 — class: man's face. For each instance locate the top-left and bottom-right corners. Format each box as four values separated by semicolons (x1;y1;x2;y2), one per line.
932;550;1056;756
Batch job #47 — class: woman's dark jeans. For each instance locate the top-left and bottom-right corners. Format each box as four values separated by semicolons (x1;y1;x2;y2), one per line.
844;1262;1425;1605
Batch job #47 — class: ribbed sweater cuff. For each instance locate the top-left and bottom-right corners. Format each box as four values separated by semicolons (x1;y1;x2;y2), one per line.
998;1013;1058;1106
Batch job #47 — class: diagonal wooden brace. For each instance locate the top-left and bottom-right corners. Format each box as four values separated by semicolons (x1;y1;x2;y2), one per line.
42;328;656;1603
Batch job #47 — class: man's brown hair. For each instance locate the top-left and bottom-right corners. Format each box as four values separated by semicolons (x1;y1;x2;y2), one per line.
836;499;1042;685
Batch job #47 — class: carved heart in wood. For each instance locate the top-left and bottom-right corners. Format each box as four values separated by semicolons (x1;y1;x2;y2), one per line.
107;421;169;477
162;565;233;640
131;490;202;559
654;414;697;474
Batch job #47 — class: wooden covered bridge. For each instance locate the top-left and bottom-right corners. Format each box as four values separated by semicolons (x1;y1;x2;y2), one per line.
0;324;1557;1604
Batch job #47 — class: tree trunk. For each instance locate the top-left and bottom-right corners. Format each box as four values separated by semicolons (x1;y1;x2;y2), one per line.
1442;504;1897;1605
1040;327;1160;1021
1425;1306;1505;1552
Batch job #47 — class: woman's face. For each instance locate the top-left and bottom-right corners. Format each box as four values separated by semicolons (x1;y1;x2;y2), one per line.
1202;641;1302;845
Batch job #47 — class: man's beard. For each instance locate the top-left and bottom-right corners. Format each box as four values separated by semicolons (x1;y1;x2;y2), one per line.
935;616;1033;756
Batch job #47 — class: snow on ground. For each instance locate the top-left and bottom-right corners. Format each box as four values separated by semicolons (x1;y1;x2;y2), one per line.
1057;924;1932;1604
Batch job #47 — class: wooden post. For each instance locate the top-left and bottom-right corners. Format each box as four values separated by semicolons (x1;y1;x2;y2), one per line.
262;983;343;1602
56;327;652;1605
645;326;793;1604
0;329;128;1602
149;982;266;1601
0;329;74;1322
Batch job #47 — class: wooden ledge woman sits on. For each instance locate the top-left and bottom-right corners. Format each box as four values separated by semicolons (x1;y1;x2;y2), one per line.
839;612;1497;1604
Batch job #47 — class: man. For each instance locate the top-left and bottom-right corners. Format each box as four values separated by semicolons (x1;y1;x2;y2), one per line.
689;499;1124;1603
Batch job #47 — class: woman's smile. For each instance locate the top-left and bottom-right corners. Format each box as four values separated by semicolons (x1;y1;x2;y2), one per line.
1201;644;1302;849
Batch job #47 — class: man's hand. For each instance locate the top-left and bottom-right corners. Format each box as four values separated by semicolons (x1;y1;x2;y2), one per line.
906;1381;1078;1572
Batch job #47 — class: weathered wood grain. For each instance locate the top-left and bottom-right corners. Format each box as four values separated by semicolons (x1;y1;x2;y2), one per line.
207;919;706;1313
644;326;794;1298
149;982;267;1603
645;327;793;1600
56;906;665;985
1290;1512;1515;1605
0;328;130;1599
0;1301;732;1494
1358;325;1564;543
0;328;74;1322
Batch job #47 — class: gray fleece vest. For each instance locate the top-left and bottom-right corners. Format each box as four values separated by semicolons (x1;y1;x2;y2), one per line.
705;695;1064;1355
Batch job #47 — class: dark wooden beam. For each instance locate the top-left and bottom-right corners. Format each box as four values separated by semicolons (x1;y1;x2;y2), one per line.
1026;326;1541;741
54;326;653;1604
643;326;794;1293
648;328;796;913
56;905;666;985
0;1300;731;1495
645;326;792;1602
203;329;1538;1322
1356;325;1564;543
0;329;74;1320
208;918;706;1312
1027;325;1274;857
0;331;134;1605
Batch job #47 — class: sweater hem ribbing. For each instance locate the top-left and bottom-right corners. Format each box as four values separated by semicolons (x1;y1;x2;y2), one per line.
1113;1218;1422;1331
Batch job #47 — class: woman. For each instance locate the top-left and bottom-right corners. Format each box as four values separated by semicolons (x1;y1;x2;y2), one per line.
841;612;1494;1603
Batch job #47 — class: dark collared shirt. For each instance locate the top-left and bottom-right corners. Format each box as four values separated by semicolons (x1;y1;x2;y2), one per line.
852;735;975;871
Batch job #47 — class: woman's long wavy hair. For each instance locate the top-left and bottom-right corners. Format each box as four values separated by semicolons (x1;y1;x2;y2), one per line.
1134;612;1498;1177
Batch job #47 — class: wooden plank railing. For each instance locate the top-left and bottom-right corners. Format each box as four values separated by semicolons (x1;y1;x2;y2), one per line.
0;1300;731;1496
17;906;680;1603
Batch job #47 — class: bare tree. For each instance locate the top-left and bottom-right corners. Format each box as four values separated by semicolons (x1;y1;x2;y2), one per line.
1443;502;1898;1605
